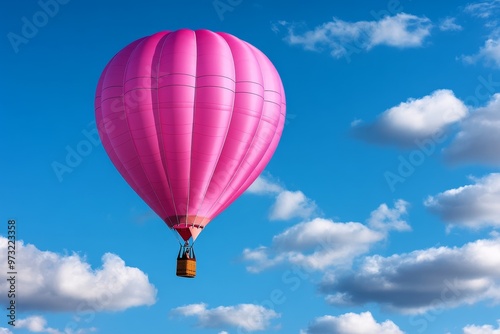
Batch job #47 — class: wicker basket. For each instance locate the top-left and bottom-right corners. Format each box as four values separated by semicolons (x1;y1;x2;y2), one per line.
176;258;196;278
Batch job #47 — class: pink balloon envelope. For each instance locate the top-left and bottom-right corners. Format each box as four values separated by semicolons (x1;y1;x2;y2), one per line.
95;29;286;241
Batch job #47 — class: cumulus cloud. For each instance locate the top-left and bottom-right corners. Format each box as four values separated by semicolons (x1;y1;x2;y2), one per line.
17;316;51;333
243;200;409;272
300;312;404;334
368;199;411;232
462;38;500;68
244;176;410;273
269;190;317;220
321;237;500;314
243;219;383;272
352;90;467;147
18;316;61;334
247;175;283;195
0;328;12;334
0;237;156;312
462;0;500;68
247;175;317;221
424;173;500;229
275;13;431;60
15;315;96;334
464;320;500;333
445;94;500;165
171;303;279;332
439;17;463;31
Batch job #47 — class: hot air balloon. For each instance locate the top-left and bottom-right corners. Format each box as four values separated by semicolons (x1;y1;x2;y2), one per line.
94;29;286;278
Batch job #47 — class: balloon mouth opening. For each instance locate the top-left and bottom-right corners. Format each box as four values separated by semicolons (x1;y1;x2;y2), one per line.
173;224;204;241
166;215;210;241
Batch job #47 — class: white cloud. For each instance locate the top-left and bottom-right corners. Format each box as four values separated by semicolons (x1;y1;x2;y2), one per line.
464;320;500;334
368;199;411;232
368;14;432;48
243;218;384;272
244;173;412;273
277;13;431;60
321;237;500;313
424;173;500;229
0;328;12;334
243;200;408;272
247;175;283;195
17;316;61;334
271;20;288;34
171;303;279;332
18;316;48;332
16;315;96;334
445;93;500;165
242;246;284;272
300;312;404;334
462;1;500;68
244;178;409;273
247;175;317;221
464;0;500;19
352;90;467;147
439;17;463;31
462;38;500;68
0;237;156;312
269;190;317;220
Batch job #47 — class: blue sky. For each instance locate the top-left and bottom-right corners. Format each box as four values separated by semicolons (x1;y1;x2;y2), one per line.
2;0;500;333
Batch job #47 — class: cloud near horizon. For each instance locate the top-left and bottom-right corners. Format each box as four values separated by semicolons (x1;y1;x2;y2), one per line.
0;237;157;312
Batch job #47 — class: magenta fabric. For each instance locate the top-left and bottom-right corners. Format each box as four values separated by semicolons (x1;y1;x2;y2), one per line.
95;29;286;240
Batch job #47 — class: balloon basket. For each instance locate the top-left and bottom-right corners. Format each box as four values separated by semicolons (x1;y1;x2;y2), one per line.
176;244;196;278
176;258;196;278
